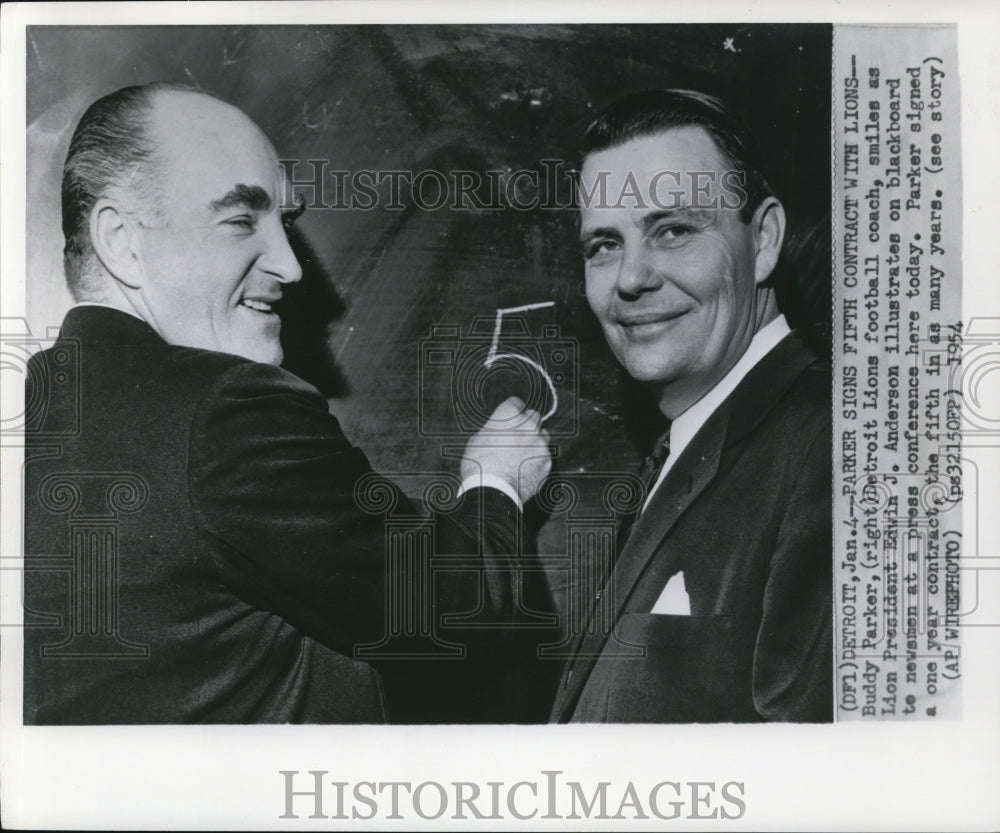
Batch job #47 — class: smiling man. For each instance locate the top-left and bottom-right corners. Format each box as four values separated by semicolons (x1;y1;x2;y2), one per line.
24;83;551;724
551;90;833;723
71;90;304;363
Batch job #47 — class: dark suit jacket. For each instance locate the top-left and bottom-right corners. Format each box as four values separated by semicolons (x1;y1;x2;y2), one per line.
551;331;833;723
24;306;524;724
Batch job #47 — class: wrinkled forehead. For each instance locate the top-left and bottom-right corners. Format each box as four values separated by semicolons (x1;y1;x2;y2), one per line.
578;125;735;214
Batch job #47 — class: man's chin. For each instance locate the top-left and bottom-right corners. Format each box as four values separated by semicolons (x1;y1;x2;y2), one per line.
619;356;685;388
259;347;284;367
232;340;283;366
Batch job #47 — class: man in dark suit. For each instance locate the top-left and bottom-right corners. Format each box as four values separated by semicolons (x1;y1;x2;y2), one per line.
551;90;832;723
23;83;551;724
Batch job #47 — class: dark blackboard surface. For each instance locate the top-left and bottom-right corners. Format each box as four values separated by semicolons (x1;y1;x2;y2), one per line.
27;25;832;673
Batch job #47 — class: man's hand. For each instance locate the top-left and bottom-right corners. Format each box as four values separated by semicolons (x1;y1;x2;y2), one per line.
460;396;552;504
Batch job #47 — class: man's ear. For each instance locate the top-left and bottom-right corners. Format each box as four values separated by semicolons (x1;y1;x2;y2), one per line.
90;198;144;289
751;196;786;285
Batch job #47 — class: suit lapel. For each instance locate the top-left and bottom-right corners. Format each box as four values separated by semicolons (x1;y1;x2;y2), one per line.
608;331;818;618
550;415;726;721
551;331;822;722
610;413;725;615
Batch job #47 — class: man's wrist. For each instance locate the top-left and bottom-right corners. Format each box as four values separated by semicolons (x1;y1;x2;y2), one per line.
456;473;523;511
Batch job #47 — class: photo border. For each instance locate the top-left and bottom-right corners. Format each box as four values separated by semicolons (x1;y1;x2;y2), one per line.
2;2;999;830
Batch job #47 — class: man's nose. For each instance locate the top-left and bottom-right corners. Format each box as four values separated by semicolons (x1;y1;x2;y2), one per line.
259;221;303;285
616;242;661;298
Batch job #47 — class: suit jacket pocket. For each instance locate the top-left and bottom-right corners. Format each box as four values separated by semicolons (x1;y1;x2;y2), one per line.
602;612;738;723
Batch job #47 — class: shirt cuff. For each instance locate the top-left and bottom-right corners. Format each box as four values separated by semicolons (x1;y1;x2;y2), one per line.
456;474;523;511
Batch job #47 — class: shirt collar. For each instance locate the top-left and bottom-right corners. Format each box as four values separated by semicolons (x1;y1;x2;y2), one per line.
644;314;791;509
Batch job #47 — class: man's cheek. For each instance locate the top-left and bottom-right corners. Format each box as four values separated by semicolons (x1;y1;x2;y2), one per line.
590;266;619;298
583;283;605;317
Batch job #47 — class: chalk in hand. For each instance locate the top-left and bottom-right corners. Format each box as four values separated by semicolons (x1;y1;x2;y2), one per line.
484;301;558;423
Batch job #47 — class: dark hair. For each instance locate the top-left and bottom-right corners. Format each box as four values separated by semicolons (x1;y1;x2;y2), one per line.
579;89;774;222
60;82;205;298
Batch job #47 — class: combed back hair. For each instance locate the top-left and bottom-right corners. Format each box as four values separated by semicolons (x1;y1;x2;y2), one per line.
579;89;774;223
60;81;208;299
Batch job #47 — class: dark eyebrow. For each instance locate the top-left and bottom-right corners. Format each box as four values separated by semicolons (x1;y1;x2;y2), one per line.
209;184;272;213
639;207;706;233
580;207;709;242
579;225;621;243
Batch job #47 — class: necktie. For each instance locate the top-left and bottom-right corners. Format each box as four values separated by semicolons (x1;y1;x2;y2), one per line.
582;425;672;652
616;425;671;554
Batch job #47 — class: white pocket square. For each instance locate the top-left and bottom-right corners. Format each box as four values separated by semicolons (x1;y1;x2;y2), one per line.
650;570;691;615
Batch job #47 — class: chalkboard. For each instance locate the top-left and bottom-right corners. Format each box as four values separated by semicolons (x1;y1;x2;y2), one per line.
26;24;832;637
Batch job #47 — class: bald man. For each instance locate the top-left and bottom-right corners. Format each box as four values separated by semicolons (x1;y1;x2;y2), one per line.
24;83;551;724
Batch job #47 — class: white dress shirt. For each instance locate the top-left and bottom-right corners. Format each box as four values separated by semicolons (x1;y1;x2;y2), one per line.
644;315;792;614
643;314;791;512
